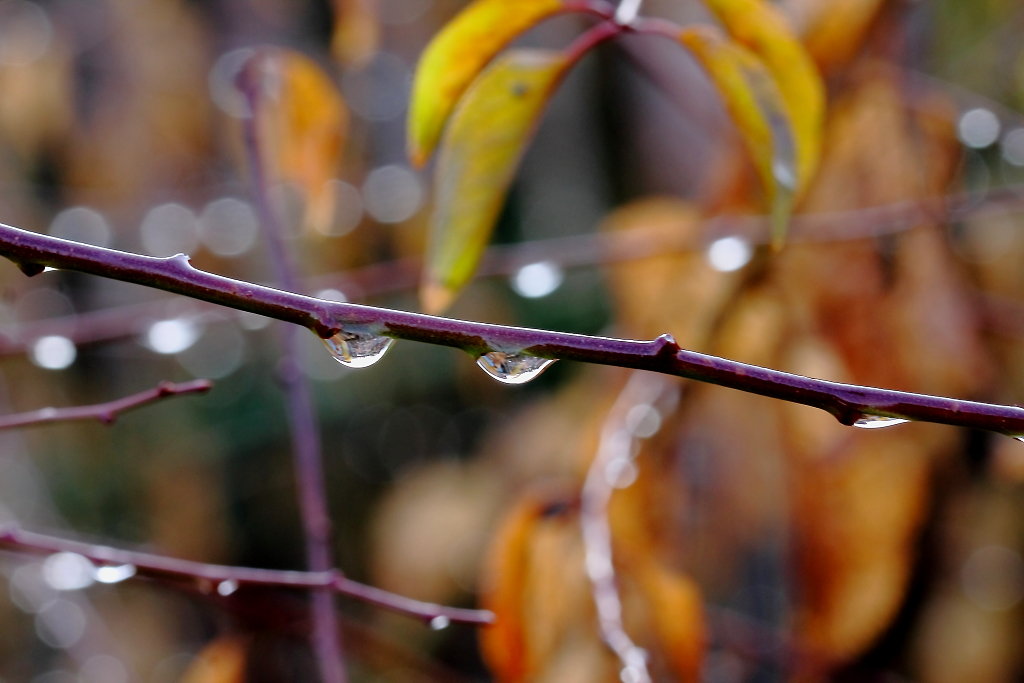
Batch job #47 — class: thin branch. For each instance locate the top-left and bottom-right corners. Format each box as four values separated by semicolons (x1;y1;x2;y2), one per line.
238;59;347;683
0;525;493;626
0;222;1022;435
0;380;213;430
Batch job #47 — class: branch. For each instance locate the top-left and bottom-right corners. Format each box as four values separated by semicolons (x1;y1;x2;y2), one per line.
5;184;1023;356
0;380;213;430
0;222;1022;436
238;59;347;683
0;525;493;626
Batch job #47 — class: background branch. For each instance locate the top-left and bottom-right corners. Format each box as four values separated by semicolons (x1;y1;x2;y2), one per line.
0;380;212;430
0;525;493;626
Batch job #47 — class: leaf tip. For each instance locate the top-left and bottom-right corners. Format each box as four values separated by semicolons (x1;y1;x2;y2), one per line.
421;281;456;315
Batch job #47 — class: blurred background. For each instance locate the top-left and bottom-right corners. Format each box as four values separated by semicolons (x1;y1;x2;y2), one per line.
0;0;1023;680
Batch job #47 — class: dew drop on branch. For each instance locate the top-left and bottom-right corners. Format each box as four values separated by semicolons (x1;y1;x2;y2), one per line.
429;615;450;631
321;330;394;368
216;579;239;596
93;564;137;584
852;415;910;429
475;351;555;385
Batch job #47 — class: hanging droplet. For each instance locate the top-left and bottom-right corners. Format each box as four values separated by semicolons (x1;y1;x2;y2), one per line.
852;415;910;430
605;456;639;489
93;564;137;584
476;351;555;385
216;579;239;596
429;615;450;631
321;330;395;368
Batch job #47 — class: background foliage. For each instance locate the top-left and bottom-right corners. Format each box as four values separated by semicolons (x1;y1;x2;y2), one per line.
1;0;1024;681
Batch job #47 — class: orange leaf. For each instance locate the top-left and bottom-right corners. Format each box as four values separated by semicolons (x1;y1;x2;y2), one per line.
331;0;379;68
420;48;569;313
180;636;248;683
407;0;567;168
251;49;348;233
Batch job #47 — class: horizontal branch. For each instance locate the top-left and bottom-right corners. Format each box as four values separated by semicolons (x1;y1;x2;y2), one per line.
4;185;1022;356
0;525;493;626
0;222;1022;436
0;380;213;430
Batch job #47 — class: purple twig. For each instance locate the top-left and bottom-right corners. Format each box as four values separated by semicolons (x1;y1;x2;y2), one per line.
0;379;212;430
237;58;347;683
0;525;492;625
2;183;1023;357
0;221;1022;435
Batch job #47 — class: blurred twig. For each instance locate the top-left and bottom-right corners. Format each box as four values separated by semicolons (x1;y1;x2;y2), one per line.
0;379;212;430
0;525;493;625
238;58;348;683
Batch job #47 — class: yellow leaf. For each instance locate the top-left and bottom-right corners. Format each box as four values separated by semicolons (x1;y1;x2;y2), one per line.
701;0;825;237
679;26;796;247
421;49;569;314
252;49;348;233
407;0;566;168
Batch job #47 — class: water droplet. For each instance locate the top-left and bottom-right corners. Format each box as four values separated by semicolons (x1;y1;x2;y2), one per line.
852;415;910;429
429;615;450;631
93;564;136;584
321;330;395;368
41;553;95;591
30;335;76;370
605;456;639;489
216;579;239;596
476;351;555;385
958;108;1001;149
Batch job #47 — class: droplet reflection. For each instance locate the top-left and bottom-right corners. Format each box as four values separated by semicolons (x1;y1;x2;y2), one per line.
476;351;555;385
852;415;910;429
322;330;394;368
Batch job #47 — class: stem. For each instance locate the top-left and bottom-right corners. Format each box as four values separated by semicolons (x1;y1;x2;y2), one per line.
0;380;212;430
238;59;346;683
0;525;492;625
581;372;675;683
0;223;1022;435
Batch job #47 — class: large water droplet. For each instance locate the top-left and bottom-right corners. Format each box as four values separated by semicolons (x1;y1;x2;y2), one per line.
216;579;239;596
852;415;910;430
429;615;450;631
476;351;555;385
321;330;395;368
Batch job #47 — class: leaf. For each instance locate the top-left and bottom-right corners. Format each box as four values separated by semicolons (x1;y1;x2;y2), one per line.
407;0;567;168
251;49;348;233
180;636;248;683
679;26;796;247
421;49;569;313
700;0;825;243
701;0;824;183
331;0;379;68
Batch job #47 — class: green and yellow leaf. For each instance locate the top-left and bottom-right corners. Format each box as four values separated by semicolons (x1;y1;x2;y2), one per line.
407;0;567;168
421;48;569;314
680;26;796;246
701;0;825;190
